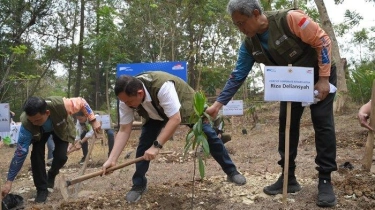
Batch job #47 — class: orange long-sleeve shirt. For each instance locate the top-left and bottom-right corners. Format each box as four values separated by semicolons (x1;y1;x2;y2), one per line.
287;10;332;77
63;97;96;122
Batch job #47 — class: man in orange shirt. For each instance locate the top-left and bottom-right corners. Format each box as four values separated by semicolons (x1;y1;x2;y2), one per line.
206;0;337;207
1;96;100;203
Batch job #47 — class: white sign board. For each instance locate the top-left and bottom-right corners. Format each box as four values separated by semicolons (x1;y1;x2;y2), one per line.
264;66;314;102
0;124;21;144
0;103;10;132
96;114;111;129
223;100;243;116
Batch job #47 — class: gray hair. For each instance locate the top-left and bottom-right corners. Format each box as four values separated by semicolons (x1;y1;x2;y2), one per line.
227;0;263;17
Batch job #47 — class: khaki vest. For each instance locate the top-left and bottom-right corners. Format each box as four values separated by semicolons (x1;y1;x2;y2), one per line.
135;71;195;124
20;96;76;143
244;9;317;68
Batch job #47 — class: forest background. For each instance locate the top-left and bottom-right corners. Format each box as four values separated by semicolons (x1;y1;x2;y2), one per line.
1;0;375;120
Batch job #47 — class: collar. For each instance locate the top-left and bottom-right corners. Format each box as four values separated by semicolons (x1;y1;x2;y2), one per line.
142;84;152;103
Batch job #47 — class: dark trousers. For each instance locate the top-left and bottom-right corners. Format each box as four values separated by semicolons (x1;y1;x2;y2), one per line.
278;65;337;179
132;119;237;187
81;130;114;159
80;132;88;159
106;129;115;157
31;132;68;191
202;122;237;175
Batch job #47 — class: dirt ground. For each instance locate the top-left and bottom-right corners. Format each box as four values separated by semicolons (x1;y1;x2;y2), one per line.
2;101;375;210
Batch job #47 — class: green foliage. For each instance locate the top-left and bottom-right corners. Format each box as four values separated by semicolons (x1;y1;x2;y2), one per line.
348;61;375;103
200;66;231;96
334;23;350;37
3;0;372;125
184;91;210;179
2;136;12;145
9;45;28;55
8;72;40;81
333;9;364;38
353;29;369;44
244;99;263;124
344;10;363;27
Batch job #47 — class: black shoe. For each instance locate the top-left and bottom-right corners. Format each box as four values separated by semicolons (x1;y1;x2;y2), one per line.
317;179;337;207
46;158;53;167
125;185;147;203
79;157;86;165
35;190;48;203
227;171;247;185
47;173;56;189
263;174;301;195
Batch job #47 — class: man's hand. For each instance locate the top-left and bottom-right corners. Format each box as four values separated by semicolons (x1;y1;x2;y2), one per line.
67;140;82;154
358;101;373;131
75;140;83;149
1;181;12;198
358;112;374;131
102;159;116;176
143;147;160;161
314;77;330;101
90;120;102;133
205;101;223;119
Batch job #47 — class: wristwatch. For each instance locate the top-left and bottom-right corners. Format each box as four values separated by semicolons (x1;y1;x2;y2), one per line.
153;140;163;149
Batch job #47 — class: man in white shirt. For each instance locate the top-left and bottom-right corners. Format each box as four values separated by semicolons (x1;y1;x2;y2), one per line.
102;71;246;203
68;111;94;164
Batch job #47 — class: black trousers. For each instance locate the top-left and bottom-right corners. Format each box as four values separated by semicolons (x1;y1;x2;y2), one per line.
31;132;68;191
277;65;337;179
105;129;115;157
80;132;88;159
81;130;114;159
132;119;238;187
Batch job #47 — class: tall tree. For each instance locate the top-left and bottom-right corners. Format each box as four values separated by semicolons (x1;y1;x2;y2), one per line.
74;0;85;97
314;0;348;113
353;29;369;63
0;0;51;99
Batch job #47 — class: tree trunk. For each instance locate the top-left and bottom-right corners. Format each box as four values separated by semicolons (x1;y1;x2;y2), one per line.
74;0;85;97
67;2;79;98
95;0;100;109
186;16;197;89
106;58;110;115
314;0;348;113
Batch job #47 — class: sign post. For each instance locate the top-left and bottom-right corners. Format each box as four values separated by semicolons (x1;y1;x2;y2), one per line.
264;65;314;205
283;100;291;205
223;100;243;116
0;103;10;210
0;103;10;132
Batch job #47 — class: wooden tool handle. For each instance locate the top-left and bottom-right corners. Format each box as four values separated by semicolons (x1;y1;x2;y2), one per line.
67;156;144;186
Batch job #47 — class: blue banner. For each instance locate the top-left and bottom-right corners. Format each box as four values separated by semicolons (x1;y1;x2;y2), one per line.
116;61;187;82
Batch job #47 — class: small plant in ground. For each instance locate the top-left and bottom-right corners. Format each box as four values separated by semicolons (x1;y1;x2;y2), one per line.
184;91;211;178
184;91;212;208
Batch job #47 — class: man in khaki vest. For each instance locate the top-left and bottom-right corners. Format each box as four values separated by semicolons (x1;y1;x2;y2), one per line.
207;0;337;207
102;71;246;203
1;96;100;203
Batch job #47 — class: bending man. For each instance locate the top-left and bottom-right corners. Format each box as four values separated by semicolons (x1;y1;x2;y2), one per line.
102;71;246;203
